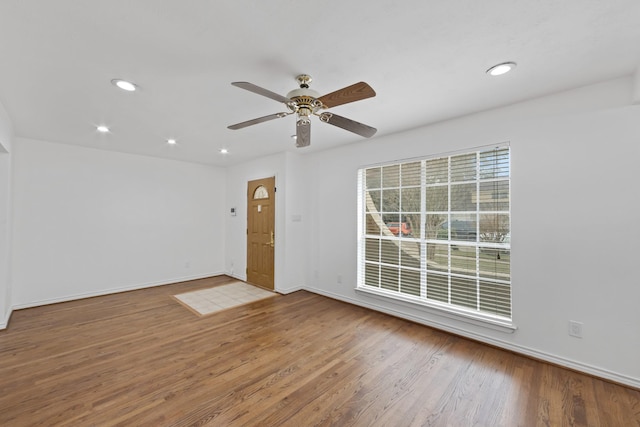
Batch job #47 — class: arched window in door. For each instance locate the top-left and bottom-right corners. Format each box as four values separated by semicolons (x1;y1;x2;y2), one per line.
253;185;269;200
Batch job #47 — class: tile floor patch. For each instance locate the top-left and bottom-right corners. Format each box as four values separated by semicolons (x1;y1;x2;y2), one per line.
173;281;276;316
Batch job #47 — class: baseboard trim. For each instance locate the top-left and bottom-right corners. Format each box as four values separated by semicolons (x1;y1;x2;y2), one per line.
6;277;637;388
0;307;12;330
225;272;246;282
276;285;304;295
11;272;225;311
303;285;640;390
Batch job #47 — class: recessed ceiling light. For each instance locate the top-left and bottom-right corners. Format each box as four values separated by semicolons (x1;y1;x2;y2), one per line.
111;79;138;92
220;148;229;154
167;139;177;145
96;125;110;133
486;62;517;76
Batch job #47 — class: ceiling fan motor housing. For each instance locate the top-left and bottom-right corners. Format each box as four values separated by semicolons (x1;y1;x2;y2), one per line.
286;89;322;116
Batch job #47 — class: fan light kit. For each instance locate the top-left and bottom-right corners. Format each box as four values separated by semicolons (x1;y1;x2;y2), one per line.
111;79;138;92
167;139;177;145
487;62;517;76
96;125;110;133
228;74;377;148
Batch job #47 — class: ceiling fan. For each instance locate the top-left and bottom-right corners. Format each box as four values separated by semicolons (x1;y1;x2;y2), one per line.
227;74;377;147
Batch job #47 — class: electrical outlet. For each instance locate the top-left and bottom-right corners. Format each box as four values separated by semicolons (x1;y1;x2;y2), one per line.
569;320;583;338
337;274;342;284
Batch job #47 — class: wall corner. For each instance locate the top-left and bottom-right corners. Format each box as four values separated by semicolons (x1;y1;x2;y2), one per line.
632;66;640;105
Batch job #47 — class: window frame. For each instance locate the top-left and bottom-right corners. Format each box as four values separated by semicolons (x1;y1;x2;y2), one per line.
356;144;515;331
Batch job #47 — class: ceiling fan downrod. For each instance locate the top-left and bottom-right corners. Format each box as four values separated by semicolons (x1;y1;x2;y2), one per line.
296;74;312;88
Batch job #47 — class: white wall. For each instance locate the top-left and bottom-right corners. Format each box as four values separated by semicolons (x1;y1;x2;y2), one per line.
302;76;640;387
225;151;306;293
281;151;307;291
0;99;13;327
11;138;226;307
633;66;640;105
4;75;638;387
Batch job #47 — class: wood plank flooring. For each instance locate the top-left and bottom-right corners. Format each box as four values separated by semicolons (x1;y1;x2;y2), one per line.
1;276;638;426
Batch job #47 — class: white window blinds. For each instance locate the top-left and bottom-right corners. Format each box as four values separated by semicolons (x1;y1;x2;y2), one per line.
358;145;511;320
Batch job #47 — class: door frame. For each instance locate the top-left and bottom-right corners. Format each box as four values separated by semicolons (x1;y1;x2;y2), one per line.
246;176;276;290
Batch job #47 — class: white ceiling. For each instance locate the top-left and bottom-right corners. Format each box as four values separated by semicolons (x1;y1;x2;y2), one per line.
1;0;639;166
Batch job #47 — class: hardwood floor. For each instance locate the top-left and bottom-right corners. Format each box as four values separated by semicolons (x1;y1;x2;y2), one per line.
1;276;638;426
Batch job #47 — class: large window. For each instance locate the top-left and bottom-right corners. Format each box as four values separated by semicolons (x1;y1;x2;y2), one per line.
358;145;511;322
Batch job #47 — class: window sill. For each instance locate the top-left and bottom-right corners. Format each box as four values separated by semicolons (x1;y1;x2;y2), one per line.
355;286;517;334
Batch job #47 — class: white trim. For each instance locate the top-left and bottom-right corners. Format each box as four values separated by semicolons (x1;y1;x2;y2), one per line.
355;286;516;332
0;307;12;330
304;285;640;390
11;271;224;310
226;272;247;282
4;274;638;388
276;285;304;295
